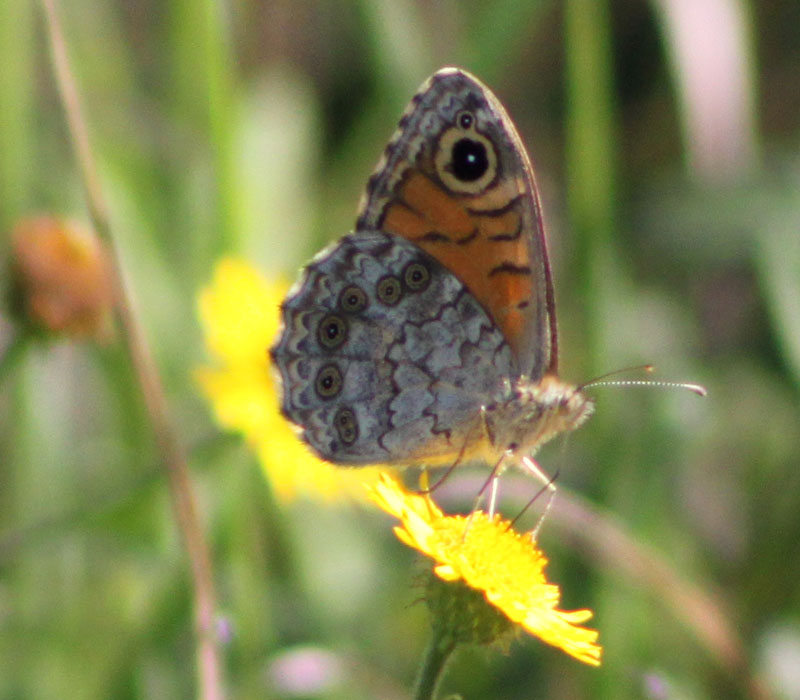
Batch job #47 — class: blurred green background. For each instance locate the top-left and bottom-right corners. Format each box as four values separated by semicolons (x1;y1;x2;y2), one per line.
2;0;800;698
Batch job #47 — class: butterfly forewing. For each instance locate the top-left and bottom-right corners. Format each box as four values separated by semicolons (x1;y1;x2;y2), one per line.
355;67;558;380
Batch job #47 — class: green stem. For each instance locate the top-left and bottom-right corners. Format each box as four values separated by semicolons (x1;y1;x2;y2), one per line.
564;0;619;373
0;331;29;386
413;632;457;700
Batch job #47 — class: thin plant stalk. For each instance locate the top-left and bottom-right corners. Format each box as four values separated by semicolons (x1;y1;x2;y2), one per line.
413;633;457;700
564;0;620;372
0;332;29;387
38;1;224;698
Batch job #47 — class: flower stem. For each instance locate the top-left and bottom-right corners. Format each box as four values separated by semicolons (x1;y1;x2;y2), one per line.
0;331;29;387
38;2;224;698
413;632;457;700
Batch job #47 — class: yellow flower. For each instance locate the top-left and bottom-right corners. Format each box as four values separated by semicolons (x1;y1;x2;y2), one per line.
368;473;602;666
196;258;382;502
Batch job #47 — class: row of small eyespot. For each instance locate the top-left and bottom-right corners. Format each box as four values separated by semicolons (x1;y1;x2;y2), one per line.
313;260;433;448
316;260;433;351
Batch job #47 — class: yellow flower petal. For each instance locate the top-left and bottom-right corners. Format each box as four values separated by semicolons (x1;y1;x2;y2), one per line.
196;257;383;503
367;473;602;666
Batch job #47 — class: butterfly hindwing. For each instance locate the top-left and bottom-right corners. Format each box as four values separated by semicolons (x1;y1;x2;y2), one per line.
272;232;514;464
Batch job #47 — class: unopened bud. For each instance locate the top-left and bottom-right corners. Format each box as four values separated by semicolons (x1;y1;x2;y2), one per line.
10;216;114;340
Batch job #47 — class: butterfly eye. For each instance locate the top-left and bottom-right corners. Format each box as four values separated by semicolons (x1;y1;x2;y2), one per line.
376;276;403;305
457;110;474;130
318;314;347;348
315;364;343;398
339;285;367;313
334;407;358;445
403;261;431;292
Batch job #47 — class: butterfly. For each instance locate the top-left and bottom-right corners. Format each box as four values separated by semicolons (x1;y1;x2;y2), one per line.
271;67;594;485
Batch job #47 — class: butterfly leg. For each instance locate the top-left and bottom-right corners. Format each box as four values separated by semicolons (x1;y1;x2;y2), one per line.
487;474;500;519
519;454;556;490
476;404;507;518
475;450;509;511
418;442;468;495
520;455;557;541
461;451;508;541
420;411;487;495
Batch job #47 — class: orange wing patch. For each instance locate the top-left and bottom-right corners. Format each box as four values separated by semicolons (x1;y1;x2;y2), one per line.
382;170;533;358
385;171;475;238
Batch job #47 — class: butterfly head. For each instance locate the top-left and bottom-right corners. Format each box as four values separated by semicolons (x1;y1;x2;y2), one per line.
483;375;595;459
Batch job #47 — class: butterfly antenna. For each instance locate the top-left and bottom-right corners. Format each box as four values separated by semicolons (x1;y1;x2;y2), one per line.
578;364;707;397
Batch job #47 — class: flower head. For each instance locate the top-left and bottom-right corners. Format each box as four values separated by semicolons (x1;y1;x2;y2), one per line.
10;216;113;340
368;473;602;665
196;258;382;502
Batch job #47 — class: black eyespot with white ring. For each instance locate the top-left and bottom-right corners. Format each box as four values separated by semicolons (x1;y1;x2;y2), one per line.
457;110;474;130
376;275;403;305
403;261;431;292
318;314;347;349
450;138;489;182
339;285;367;313
434;109;498;195
334;407;358;445
315;364;343;399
